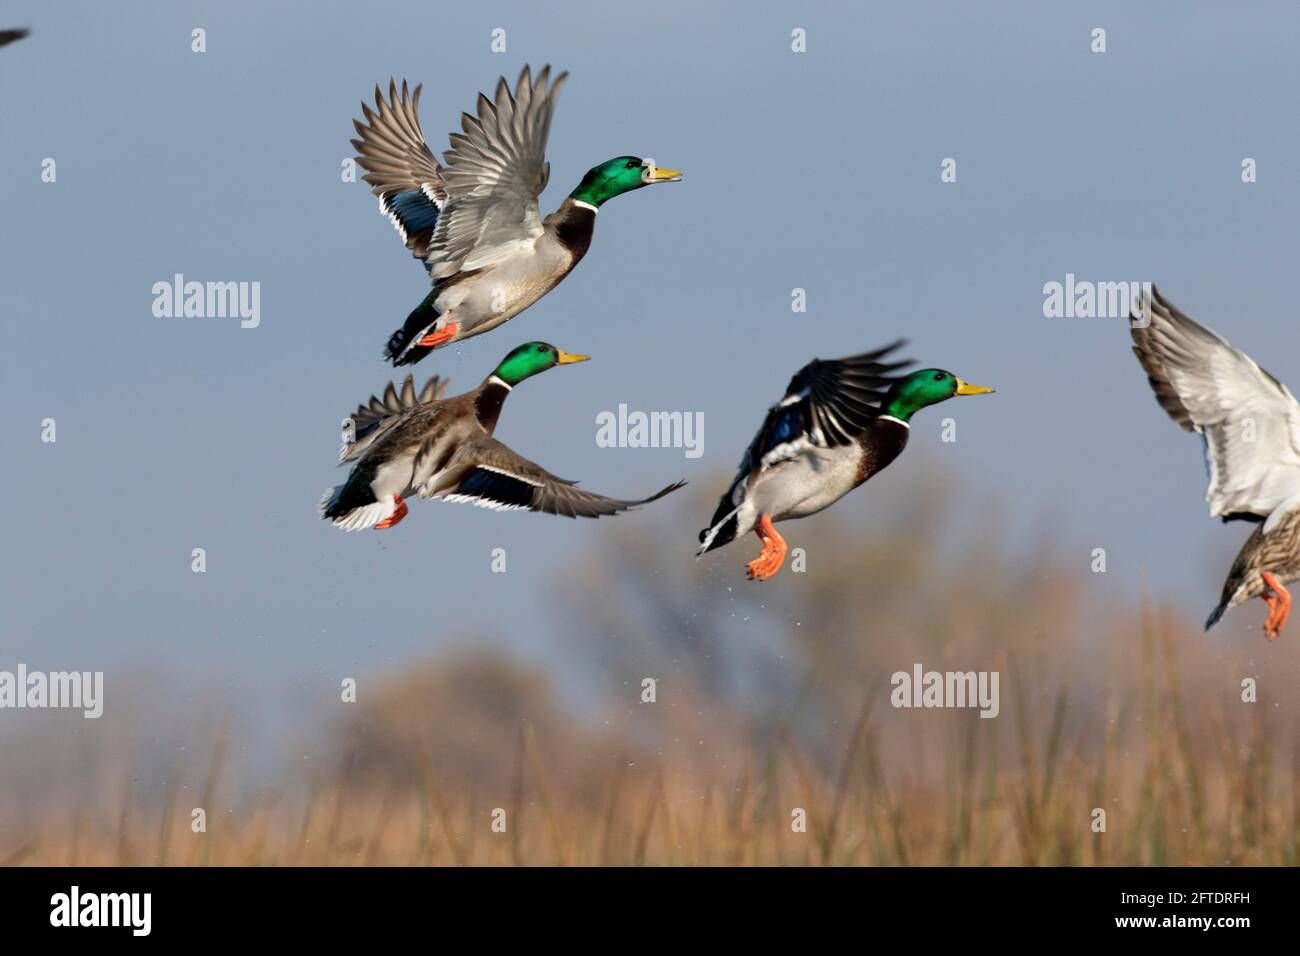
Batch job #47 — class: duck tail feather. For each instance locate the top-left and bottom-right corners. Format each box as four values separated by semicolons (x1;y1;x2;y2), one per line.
319;480;392;531
385;291;441;366
697;511;740;556
1205;601;1228;631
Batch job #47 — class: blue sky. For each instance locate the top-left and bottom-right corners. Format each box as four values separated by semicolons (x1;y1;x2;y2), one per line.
2;1;1299;727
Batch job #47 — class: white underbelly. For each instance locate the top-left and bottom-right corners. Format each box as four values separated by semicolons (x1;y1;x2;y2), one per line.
752;448;859;521
443;246;572;331
371;457;417;499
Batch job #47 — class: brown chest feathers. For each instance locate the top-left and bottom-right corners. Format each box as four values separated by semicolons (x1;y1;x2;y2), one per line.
547;199;596;263
854;419;910;485
1221;508;1300;603
473;380;511;433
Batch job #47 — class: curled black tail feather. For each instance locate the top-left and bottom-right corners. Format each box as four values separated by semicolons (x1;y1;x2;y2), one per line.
320;473;376;520
698;513;739;554
385;292;440;367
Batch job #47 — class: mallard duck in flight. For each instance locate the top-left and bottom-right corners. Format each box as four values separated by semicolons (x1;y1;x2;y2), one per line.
1131;287;1300;639
698;342;994;580
351;67;682;367
320;342;685;531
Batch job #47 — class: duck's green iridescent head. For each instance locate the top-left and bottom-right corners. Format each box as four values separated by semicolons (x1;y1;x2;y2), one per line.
494;342;590;386
570;156;682;208
883;369;994;421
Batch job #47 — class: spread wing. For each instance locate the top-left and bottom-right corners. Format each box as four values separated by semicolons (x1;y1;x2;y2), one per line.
435;436;684;518
1131;286;1300;522
430;64;567;279
351;66;565;280
705;341;913;530
340;374;447;464
352;79;447;264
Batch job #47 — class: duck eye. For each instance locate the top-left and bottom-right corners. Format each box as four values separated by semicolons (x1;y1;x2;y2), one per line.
934;372;944;381
626;160;639;169
536;345;547;353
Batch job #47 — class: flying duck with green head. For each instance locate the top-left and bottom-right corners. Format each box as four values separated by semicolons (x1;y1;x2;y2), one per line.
698;342;995;580
321;342;685;531
351;67;682;367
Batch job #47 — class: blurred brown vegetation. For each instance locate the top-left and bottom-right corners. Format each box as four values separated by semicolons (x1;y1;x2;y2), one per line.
4;468;1299;866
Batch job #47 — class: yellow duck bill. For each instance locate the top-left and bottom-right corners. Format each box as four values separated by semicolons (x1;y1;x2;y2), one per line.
643;162;683;183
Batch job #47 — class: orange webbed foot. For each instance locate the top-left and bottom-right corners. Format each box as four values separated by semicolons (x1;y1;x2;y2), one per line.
417;321;460;348
1262;572;1291;640
375;495;408;530
745;515;788;581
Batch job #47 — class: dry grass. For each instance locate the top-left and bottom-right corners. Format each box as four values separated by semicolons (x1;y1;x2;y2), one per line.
5;473;1299;865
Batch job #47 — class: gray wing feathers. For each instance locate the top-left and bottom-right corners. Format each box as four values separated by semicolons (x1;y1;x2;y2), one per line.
1131;286;1300;520
351;79;447;260
340;374;447;463
430;65;567;279
441;436;684;518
